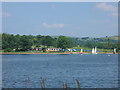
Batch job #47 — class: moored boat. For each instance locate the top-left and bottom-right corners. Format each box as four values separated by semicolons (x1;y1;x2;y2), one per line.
92;47;97;54
79;49;83;54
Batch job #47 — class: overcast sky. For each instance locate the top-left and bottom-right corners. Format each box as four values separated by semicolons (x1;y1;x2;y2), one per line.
2;2;118;37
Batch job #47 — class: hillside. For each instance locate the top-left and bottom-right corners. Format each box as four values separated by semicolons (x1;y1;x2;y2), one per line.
71;36;118;43
68;36;119;50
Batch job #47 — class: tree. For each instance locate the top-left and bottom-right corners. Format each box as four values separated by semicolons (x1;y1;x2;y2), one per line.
57;36;73;49
35;35;43;47
14;34;21;49
19;35;33;51
41;36;55;47
84;42;94;48
2;33;17;50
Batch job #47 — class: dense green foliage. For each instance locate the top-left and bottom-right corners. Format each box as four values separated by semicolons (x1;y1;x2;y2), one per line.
41;36;56;47
57;36;72;49
71;36;119;50
2;33;73;52
2;33;119;52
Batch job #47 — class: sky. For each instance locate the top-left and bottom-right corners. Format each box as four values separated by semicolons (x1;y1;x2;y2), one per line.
2;2;118;37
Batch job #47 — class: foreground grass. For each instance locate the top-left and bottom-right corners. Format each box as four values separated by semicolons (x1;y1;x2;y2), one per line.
24;77;81;89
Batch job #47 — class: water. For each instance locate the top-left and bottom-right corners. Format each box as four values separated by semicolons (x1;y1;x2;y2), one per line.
2;54;118;88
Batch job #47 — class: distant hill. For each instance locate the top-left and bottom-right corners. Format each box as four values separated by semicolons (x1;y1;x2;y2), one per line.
72;36;118;42
67;36;118;49
101;36;118;41
54;35;118;39
51;35;118;44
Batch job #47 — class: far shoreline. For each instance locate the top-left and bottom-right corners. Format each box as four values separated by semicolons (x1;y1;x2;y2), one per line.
0;52;118;55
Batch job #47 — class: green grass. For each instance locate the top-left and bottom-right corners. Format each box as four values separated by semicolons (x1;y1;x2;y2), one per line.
2;47;115;54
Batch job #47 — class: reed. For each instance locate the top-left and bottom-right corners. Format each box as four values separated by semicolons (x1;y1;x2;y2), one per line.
76;79;81;89
25;77;31;88
63;82;68;90
39;77;47;90
23;77;81;89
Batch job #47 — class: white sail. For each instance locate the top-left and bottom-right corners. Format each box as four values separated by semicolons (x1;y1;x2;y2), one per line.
92;48;95;54
81;49;83;52
92;47;97;54
79;49;83;54
94;47;97;53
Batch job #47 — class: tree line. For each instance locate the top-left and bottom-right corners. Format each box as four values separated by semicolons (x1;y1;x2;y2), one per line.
2;33;119;52
2;33;73;52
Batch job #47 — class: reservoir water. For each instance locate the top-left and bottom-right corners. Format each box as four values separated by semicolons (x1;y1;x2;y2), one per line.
2;54;118;88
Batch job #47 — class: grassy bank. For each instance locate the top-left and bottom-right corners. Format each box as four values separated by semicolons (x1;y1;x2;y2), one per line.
1;51;73;54
1;51;116;55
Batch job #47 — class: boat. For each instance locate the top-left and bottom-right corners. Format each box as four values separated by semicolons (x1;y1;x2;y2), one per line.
79;49;83;54
113;48;116;54
92;48;95;54
92;47;97;54
94;47;97;54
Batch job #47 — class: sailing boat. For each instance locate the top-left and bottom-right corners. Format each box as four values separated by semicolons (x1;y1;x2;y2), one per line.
79;49;83;54
113;48;116;54
92;48;95;54
92;47;97;54
94;47;97;54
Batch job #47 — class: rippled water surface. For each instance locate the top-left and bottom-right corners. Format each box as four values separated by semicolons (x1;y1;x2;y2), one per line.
2;54;118;88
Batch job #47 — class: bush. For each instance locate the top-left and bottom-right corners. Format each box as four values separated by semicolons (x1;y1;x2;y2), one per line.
4;48;13;52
